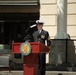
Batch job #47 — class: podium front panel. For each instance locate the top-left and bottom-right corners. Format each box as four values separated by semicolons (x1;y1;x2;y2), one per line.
12;42;49;54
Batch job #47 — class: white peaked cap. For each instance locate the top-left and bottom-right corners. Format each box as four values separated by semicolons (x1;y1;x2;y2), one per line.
36;20;44;24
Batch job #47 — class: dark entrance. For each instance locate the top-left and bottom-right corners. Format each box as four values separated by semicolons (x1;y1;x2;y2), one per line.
0;13;39;44
0;13;39;70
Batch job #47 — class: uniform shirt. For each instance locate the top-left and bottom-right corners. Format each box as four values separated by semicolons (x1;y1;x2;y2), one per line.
38;29;42;34
33;29;50;46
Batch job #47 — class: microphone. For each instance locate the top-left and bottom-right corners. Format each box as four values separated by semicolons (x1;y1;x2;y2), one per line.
30;24;36;28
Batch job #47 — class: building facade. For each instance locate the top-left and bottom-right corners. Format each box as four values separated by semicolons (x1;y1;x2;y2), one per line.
40;0;76;64
0;0;76;67
40;0;76;39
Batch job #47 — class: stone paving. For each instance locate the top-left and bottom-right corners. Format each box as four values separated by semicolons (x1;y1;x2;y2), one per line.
0;71;76;75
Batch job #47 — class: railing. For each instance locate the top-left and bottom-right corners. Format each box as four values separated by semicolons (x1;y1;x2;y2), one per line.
45;39;76;71
50;39;76;65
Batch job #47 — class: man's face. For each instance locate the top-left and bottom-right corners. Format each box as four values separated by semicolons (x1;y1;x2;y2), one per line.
37;24;43;30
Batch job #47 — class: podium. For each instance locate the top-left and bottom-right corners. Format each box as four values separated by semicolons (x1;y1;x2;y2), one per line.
12;42;49;75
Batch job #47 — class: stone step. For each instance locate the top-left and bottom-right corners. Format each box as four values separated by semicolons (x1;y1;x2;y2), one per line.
46;63;76;71
0;71;76;75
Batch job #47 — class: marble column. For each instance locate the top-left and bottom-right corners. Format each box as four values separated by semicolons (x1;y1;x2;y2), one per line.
49;0;69;65
55;0;68;39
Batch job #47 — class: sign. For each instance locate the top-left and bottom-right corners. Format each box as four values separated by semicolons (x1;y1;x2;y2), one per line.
20;42;31;56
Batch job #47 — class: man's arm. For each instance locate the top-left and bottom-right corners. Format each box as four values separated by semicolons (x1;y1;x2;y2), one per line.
45;32;51;47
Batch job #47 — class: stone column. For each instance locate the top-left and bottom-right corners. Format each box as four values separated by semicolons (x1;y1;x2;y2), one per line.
55;0;68;38
49;0;69;65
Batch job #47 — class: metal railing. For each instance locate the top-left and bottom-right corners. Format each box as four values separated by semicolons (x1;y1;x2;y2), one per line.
50;39;76;65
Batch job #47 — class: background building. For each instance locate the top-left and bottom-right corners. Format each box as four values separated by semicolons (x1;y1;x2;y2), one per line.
0;0;76;70
40;0;76;64
40;0;76;39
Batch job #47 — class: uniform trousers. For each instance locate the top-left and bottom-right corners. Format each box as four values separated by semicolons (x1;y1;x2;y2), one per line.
38;53;46;75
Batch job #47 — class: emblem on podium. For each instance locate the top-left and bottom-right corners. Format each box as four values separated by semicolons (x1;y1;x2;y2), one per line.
20;42;31;56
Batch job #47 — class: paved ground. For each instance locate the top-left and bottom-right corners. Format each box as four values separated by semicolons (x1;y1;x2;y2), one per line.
0;71;76;75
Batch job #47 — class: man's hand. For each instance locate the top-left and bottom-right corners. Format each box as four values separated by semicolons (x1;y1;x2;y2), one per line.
41;35;45;39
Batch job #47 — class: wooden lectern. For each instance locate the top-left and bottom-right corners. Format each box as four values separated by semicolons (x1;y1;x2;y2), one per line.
12;42;49;75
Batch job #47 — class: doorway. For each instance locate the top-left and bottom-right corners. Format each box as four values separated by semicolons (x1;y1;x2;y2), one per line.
0;13;39;44
0;13;39;70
